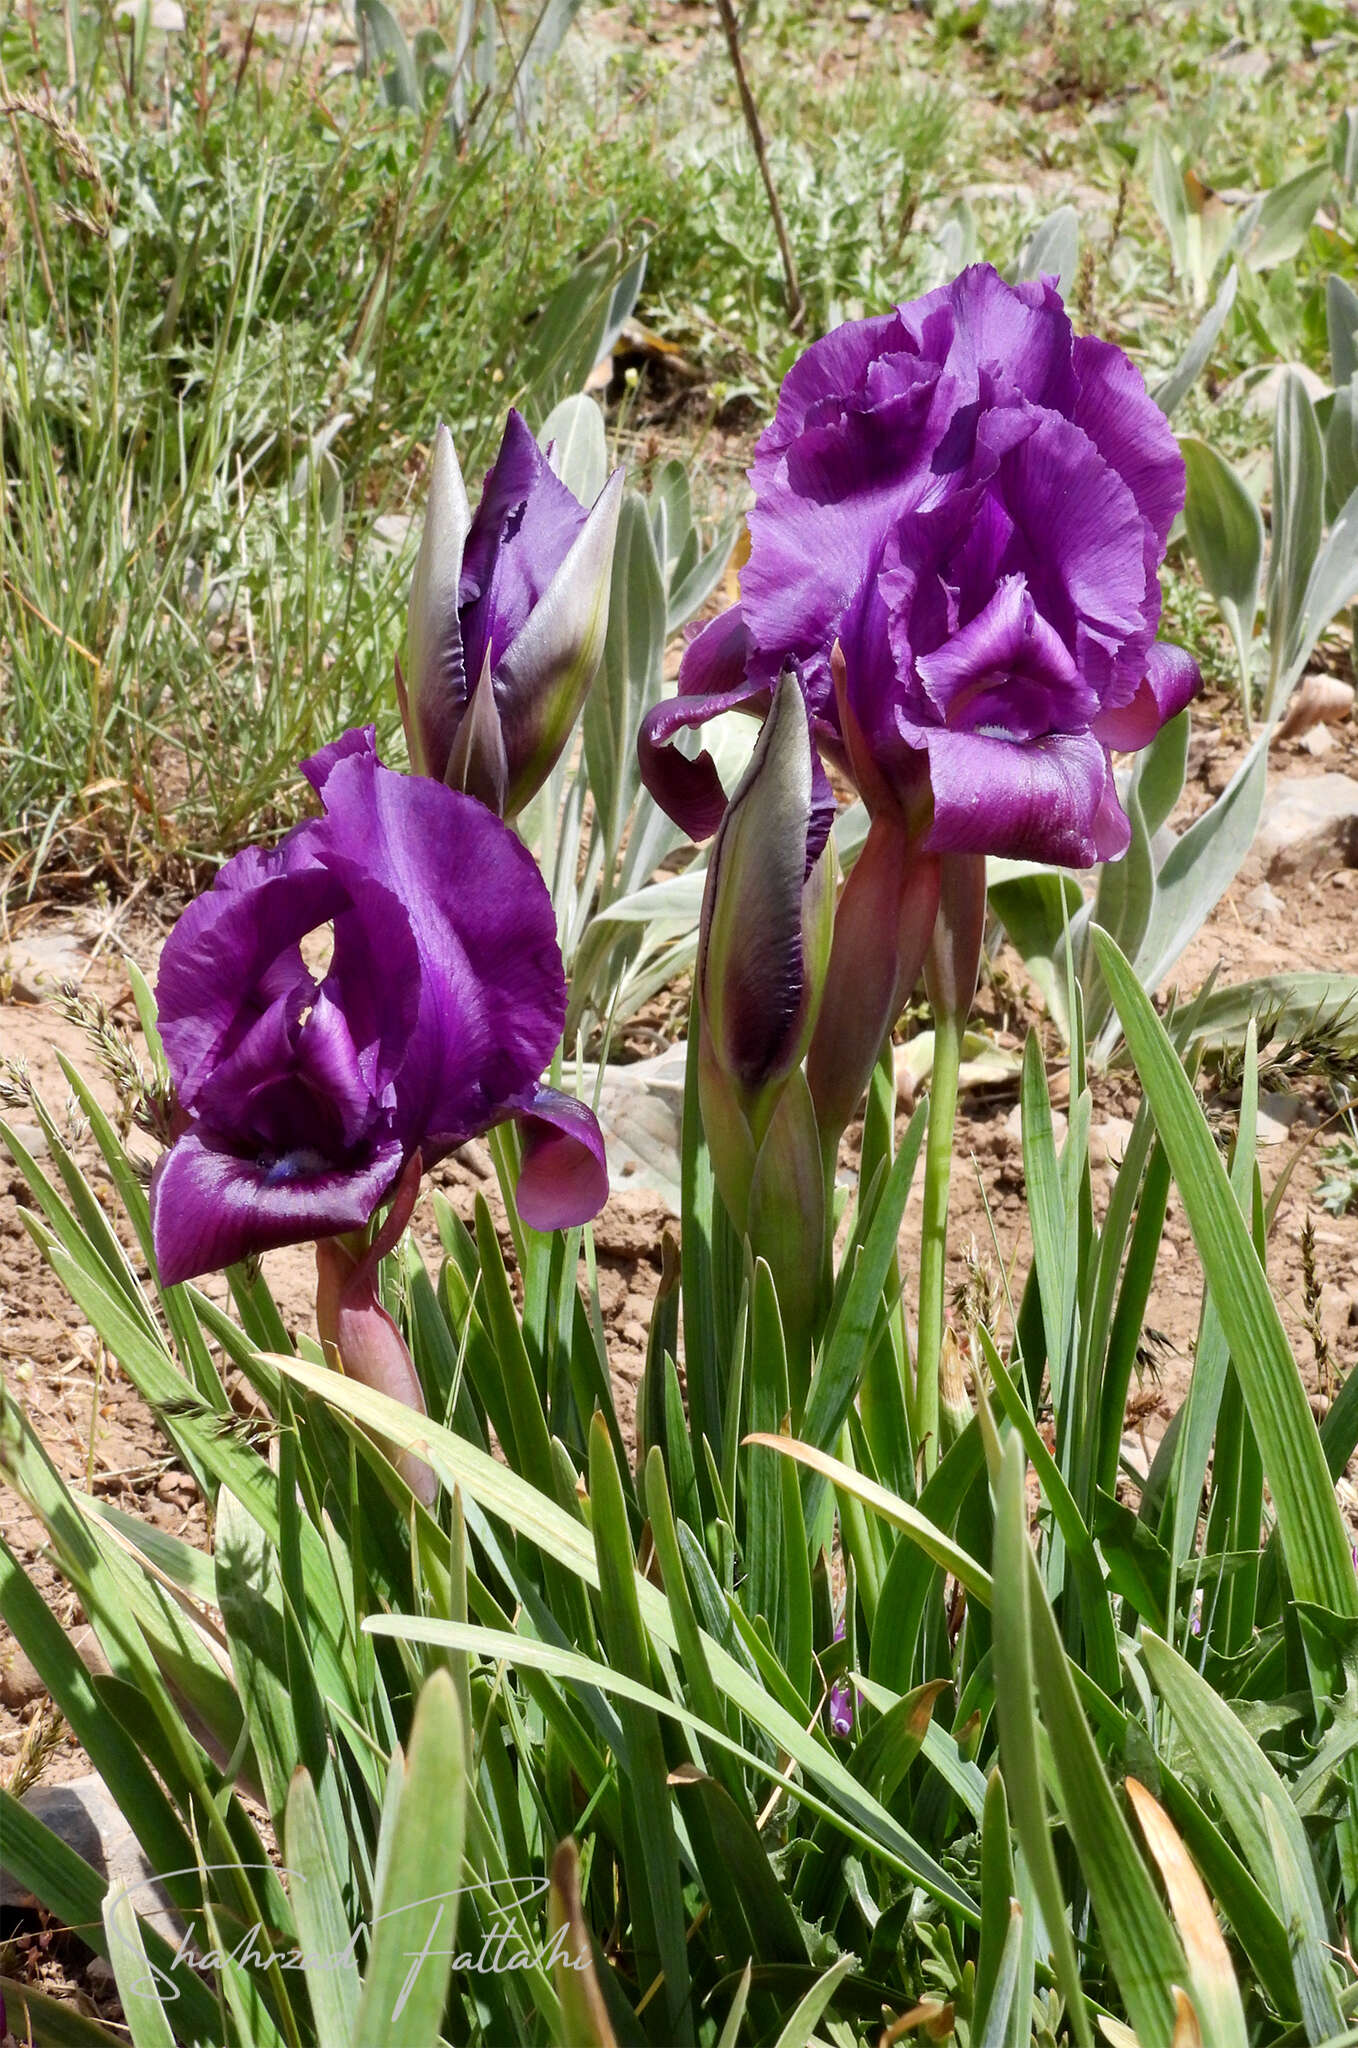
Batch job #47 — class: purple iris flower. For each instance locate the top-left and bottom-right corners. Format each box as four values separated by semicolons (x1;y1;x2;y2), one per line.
639;265;1200;868
828;1613;853;1736
149;728;607;1286
402;412;622;817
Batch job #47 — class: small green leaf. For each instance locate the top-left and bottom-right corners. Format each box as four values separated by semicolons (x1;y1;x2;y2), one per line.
989;1435;1091;2048
353;1670;467;2048
284;1767;360;2048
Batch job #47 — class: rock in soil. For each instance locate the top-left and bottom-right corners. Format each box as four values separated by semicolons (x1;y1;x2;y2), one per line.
0;1775;181;1939
1255;773;1358;878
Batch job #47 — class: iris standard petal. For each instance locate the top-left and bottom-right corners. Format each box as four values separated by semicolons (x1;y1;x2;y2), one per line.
1070;334;1185;565
898;265;1078;414
308;733;565;1156
514;1087;609;1230
997;411;1149;651
156;860;342;1109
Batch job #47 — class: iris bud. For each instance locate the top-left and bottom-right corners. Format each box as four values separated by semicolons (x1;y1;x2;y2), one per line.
403;414;622;818
697;675;835;1233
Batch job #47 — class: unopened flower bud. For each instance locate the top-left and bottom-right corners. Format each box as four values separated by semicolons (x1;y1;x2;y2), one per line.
404;414;622;818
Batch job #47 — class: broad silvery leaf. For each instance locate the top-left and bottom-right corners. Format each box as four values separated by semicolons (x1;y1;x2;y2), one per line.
1154;266;1238;418
1266;370;1324;716
1181;435;1263;714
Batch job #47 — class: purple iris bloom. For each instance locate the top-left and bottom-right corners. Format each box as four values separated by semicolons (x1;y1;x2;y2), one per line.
149;728;607;1286
639;265;1200;868
828;1613;853;1736
402;411;622;817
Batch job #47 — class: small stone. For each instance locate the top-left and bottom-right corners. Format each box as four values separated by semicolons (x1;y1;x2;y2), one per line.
1255;773;1358;878
0;1776;182;1940
589;1044;687;1213
1303;724;1336;756
1089;1115;1135;1168
1256;1091;1303;1146
1119;1435;1151;1479
1276;675;1354;741
0;1643;45;1711
1244;880;1284;919
3;1120;47;1160
2;931;88;1003
1213;42;1272;79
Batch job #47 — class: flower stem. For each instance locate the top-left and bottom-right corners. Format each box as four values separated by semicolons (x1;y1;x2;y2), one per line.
912;1003;963;1475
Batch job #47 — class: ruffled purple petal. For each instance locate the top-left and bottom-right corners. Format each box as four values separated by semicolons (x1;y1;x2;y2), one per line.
1092;642;1201;751
1070;335;1185;567
513;1087;609;1230
159;826;420;1150
743;365;950;710
309;741;565;1160
899;266;1078;413
157;860;342;1109
757;307;913;457
923;727;1128;866
151;1128;405;1288
996;411;1149;657
913;574;1100;739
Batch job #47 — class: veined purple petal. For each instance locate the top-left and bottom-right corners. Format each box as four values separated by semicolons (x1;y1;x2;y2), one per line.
898;266;1078;413
758;307;913;457
1071;335;1185;567
514;1087;609;1230
997;411;1149;654
923;727;1129;865
1092;642;1201;751
648;266;1203;866
156;861;336;1107
151;1128;404;1288
304;734;566;1159
153;725;580;1286
914;574;1100;740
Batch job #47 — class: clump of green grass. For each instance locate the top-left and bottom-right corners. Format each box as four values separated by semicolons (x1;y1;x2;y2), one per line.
0;5;648;887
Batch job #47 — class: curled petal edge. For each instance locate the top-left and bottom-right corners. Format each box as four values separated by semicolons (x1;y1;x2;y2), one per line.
1091;641;1201;753
514;1087;609;1230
